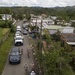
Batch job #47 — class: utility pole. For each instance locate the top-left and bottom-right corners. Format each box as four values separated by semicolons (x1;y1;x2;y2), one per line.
35;18;37;40
40;20;43;44
39;19;43;75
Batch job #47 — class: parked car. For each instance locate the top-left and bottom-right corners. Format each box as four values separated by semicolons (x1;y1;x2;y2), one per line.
16;26;21;31
9;47;21;64
23;30;28;35
25;27;28;31
15;31;21;37
14;35;24;46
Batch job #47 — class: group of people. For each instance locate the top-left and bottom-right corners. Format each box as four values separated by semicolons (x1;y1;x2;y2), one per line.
23;47;36;75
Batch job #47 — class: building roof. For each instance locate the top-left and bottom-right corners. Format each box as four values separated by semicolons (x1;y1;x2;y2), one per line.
66;42;75;45
45;25;62;30
61;33;75;42
59;26;74;33
70;20;75;22
49;30;57;34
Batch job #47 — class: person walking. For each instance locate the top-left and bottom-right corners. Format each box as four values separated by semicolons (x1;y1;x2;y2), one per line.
21;48;23;55
24;63;28;72
27;49;30;58
30;62;35;71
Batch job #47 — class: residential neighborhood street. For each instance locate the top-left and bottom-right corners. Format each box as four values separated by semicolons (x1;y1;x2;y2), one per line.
2;20;34;75
1;3;75;75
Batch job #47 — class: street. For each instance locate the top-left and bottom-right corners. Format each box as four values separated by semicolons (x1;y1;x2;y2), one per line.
2;20;34;75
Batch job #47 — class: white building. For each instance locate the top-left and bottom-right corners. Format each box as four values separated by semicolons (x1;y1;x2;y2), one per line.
60;27;74;33
43;19;55;25
2;14;12;20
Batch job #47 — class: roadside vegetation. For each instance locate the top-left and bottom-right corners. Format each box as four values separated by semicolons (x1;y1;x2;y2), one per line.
0;33;14;75
0;18;15;75
0;20;16;33
0;28;10;40
34;30;75;75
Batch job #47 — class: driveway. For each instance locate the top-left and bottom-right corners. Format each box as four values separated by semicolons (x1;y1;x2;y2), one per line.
2;20;34;75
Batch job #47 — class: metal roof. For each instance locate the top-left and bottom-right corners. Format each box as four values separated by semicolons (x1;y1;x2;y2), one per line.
45;25;62;30
67;42;75;45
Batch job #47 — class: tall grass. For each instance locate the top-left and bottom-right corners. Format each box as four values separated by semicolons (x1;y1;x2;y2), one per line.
0;33;14;75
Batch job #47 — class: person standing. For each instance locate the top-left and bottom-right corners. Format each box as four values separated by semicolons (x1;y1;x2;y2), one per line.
30;62;35;71
27;49;30;58
30;71;36;75
24;63;28;72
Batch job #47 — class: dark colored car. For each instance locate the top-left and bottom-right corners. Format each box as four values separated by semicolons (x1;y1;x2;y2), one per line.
9;47;21;64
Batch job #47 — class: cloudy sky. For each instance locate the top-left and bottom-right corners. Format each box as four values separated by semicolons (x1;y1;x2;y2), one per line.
0;0;75;7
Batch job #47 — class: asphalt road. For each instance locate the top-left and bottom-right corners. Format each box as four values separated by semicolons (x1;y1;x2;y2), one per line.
2;20;34;75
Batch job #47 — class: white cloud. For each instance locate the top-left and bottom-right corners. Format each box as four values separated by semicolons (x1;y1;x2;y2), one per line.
0;0;75;7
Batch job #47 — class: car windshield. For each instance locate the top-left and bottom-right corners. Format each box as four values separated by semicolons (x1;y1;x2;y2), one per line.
10;55;19;59
15;38;22;40
24;30;27;32
16;31;20;33
10;52;19;56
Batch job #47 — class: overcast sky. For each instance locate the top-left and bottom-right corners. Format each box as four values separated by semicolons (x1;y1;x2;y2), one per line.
0;0;75;7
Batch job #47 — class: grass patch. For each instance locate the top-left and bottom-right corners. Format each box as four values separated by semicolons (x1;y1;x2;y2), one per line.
0;33;14;75
0;28;10;40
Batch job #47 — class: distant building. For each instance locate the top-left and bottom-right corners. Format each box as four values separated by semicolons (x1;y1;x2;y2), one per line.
50;16;57;20
43;19;55;25
70;20;75;27
61;33;75;46
63;23;71;26
45;25;62;30
1;14;12;20
70;20;75;23
49;29;57;35
60;27;74;33
57;20;64;25
46;25;62;35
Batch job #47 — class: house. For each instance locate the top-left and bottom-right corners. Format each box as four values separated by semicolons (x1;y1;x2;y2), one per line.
70;20;75;24
1;14;12;20
57;20;65;25
43;19;55;25
70;20;75;27
61;33;75;46
31;18;41;26
45;25;62;35
63;23;71;26
49;29;58;35
50;16;57;20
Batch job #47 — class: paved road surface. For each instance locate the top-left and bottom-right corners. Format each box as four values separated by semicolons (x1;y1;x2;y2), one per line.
2;20;34;75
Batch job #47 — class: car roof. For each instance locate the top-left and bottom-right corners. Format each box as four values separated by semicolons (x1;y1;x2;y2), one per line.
11;47;20;52
16;31;21;34
17;26;21;28
15;36;22;38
